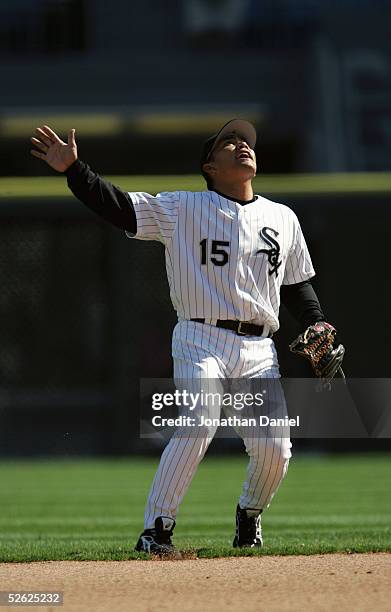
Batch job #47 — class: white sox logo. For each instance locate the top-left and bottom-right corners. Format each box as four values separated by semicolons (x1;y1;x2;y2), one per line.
256;227;282;276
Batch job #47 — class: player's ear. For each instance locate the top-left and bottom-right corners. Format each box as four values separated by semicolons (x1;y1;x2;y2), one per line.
202;162;216;179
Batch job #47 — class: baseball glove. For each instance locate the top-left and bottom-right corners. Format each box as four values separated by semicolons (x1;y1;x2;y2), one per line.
289;322;345;388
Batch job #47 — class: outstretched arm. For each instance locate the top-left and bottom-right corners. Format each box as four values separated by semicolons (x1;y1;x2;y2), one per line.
30;125;136;233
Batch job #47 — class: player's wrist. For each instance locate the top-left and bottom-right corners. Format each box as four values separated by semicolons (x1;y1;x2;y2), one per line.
64;158;82;176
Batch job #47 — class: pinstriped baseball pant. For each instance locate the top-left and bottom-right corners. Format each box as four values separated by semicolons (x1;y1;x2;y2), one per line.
144;320;292;529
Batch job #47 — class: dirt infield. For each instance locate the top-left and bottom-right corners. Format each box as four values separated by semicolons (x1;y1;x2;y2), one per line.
0;553;390;612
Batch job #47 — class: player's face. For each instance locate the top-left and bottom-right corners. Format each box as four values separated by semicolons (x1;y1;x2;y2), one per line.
204;133;257;185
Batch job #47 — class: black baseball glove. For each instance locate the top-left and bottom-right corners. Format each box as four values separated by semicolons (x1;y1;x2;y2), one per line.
289;321;345;388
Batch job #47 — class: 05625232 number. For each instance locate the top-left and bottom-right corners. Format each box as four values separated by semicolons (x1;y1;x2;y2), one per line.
200;239;230;266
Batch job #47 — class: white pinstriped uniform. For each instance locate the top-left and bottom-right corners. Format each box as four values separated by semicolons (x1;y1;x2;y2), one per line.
126;189;315;529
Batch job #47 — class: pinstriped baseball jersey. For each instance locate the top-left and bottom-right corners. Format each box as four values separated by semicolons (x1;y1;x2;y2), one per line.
125;190;315;332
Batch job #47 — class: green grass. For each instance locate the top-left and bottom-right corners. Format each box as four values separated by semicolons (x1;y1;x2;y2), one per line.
0;455;390;562
1;173;391;199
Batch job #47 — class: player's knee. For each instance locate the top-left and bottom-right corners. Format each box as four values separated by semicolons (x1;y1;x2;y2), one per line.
196;422;220;440
173;425;218;448
274;437;292;461
246;437;292;466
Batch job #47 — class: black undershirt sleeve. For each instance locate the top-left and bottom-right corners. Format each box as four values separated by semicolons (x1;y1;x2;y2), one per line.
280;280;325;329
65;159;137;233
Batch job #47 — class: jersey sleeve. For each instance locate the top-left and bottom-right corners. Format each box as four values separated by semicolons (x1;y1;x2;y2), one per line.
282;213;315;285
125;191;180;243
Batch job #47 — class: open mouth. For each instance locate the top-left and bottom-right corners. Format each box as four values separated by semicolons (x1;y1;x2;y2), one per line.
237;151;251;160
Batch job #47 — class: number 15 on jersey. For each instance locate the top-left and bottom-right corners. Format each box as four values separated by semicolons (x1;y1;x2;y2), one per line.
200;239;230;267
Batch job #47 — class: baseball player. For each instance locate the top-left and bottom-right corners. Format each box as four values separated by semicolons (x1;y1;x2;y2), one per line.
30;119;343;555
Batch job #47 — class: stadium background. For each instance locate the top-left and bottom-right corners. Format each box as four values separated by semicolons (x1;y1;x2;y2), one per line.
0;0;390;458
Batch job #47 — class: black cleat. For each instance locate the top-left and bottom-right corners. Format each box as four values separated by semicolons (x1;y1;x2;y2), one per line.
135;516;176;555
233;504;263;548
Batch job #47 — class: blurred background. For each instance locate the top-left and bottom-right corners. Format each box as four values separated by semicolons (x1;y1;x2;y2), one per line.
0;0;390;457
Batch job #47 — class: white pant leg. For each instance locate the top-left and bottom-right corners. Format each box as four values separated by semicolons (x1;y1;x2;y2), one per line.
143;321;229;529
239;380;291;511
227;339;292;511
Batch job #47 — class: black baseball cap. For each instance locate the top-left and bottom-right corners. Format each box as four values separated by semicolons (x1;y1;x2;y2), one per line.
200;118;257;180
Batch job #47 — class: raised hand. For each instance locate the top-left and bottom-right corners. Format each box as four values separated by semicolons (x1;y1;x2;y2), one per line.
30;125;78;173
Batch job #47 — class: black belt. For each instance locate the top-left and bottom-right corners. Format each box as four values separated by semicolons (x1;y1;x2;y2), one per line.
191;318;271;337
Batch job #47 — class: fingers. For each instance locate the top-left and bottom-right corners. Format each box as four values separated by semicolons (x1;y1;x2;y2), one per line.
35;127;53;147
30;136;48;153
68;128;76;146
41;125;62;144
30;149;46;161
